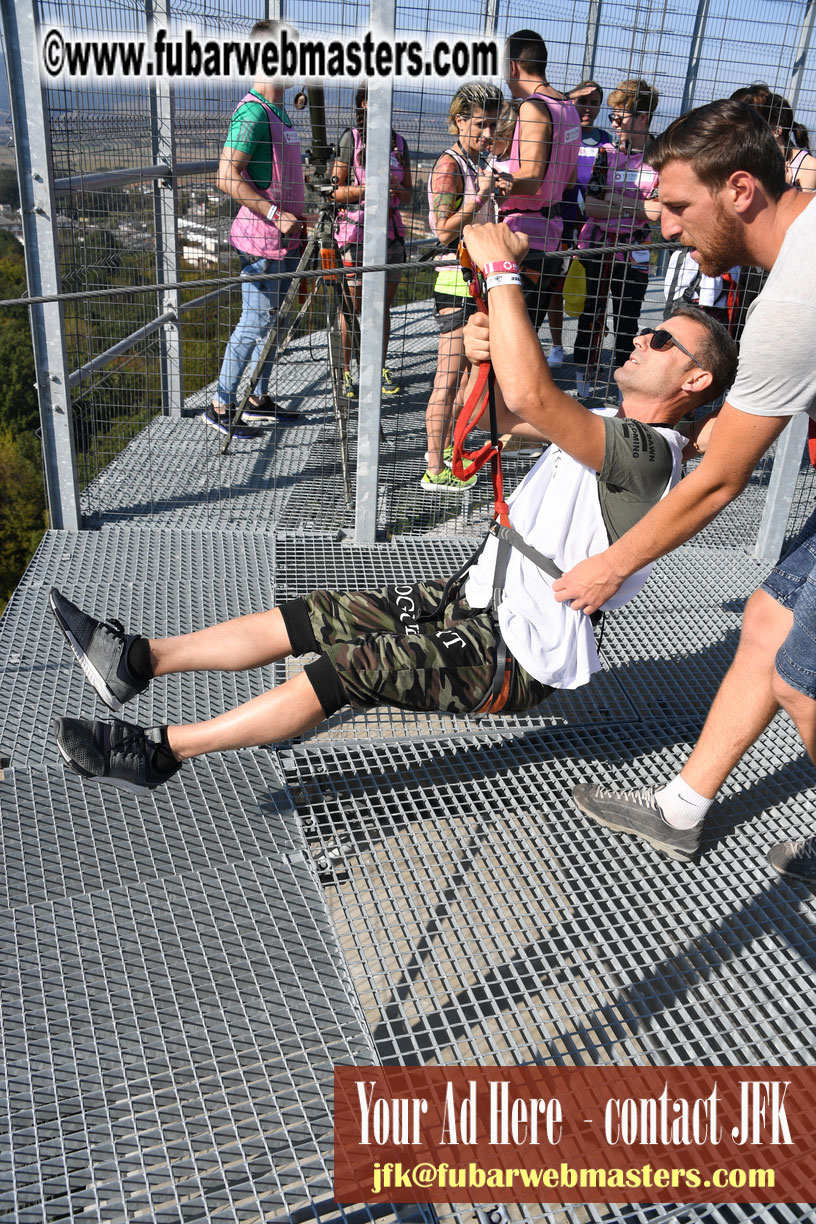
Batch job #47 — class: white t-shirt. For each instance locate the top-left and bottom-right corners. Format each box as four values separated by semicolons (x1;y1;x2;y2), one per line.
664;250;739;310
464;408;685;689
728;195;816;421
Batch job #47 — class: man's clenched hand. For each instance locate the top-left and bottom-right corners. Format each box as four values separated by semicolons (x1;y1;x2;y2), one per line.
463;313;491;365
462;221;529;270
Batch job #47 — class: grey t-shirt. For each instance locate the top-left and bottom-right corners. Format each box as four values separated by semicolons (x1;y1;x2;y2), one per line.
728;195;816;421
597;415;674;542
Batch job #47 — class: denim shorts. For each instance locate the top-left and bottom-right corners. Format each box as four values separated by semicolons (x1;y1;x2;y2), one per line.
760;503;816;699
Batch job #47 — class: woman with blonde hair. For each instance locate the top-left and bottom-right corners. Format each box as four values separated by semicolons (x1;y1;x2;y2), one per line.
421;81;503;493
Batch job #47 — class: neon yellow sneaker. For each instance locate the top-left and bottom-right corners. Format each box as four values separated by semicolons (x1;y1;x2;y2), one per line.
381;368;400;395
342;371;356;399
420;468;477;493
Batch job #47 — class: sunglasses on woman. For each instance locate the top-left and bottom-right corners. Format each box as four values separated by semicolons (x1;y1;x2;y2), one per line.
638;327;708;370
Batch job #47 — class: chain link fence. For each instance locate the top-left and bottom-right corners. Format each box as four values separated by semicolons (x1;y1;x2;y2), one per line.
1;0;814;548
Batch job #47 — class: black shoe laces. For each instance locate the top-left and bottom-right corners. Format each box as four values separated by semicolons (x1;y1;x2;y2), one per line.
101;617;128;646
110;723;145;761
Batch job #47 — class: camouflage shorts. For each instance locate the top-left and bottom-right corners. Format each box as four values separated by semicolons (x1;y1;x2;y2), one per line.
280;579;552;716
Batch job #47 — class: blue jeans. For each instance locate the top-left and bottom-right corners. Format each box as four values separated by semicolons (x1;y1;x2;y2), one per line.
760;502;816;699
215;249;299;406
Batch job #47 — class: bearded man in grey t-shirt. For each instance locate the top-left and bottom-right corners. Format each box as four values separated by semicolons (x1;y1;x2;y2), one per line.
559;99;816;878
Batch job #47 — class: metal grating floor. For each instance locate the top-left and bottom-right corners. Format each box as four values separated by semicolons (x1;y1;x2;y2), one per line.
3;287;816;1222
281;716;816;1068
1;854;375;1223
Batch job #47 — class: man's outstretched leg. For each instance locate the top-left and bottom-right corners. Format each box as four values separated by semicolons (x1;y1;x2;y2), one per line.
573;588;792;863
53;671;325;794
49;585;317;793
49;587;293;710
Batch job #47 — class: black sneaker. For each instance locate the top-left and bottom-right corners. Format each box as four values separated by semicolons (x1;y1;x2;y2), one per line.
203;405;261;439
572;783;702;862
53;716;181;794
49;588;149;712
768;835;816;883
243;396;301;423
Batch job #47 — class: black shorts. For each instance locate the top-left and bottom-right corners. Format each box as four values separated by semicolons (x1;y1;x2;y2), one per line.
520;251;564;331
433;291;478;335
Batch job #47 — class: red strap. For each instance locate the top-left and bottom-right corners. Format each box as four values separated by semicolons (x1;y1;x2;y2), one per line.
450;243;511;527
808;416;816;468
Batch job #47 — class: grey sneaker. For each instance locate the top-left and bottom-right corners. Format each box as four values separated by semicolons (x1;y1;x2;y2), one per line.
573;783;701;862
53;716;181;794
768;835;816;883
49;587;148;711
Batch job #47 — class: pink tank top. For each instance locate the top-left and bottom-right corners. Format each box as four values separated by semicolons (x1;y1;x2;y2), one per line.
500;92;581;251
228;93;304;260
335;127;407;247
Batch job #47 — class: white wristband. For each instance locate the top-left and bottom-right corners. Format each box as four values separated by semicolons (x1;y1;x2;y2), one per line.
485;272;523;291
266;203;280;221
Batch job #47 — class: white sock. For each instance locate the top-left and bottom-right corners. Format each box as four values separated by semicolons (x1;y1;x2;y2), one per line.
656;776;713;829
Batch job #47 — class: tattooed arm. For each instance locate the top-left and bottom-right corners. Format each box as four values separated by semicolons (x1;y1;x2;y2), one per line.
431;153;492;245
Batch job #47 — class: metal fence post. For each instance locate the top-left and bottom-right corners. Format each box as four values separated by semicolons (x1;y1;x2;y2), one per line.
146;0;183;415
483;0;500;37
752;414;809;562
1;0;81;530
354;0;395;543
681;0;711;114
788;0;816;111
582;0;603;81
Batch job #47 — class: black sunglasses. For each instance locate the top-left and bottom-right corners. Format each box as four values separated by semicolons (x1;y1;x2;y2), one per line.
638;327;707;370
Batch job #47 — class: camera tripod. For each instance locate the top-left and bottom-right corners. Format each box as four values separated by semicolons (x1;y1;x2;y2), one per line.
221;200;359;505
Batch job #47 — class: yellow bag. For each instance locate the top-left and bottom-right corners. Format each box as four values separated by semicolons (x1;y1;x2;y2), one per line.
563;256;587;317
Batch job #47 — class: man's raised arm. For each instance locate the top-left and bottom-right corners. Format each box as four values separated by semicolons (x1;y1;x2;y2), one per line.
551;403;789;613
462;222;609;472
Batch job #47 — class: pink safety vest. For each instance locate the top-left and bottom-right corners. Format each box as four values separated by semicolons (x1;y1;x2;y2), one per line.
334;128;407;248
500;92;581;251
228;92;304;260
579;145;658;263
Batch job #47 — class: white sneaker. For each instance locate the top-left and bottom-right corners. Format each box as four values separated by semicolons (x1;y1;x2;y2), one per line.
547;345;565;368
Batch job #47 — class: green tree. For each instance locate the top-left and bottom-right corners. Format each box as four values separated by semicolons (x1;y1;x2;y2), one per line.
0;231;39;432
0;429;46;612
0;168;20;209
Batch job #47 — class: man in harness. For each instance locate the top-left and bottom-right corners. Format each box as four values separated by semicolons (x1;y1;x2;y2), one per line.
49;224;737;795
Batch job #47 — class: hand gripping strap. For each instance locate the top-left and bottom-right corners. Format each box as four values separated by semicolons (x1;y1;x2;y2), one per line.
450;241;511;526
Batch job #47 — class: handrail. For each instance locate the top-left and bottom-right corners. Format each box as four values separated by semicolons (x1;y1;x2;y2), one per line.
54;158;220;194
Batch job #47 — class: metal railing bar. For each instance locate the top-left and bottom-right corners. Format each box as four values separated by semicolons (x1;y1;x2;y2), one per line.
67;308;176;387
54;158;220;194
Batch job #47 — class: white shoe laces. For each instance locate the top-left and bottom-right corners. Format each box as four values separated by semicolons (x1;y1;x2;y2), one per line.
592;783;659;810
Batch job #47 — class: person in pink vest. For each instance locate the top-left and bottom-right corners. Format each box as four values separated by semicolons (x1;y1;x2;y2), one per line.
499;29;581;332
208;19;305;438
331;85;413;398
573;78;660;395
421;81;504;493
